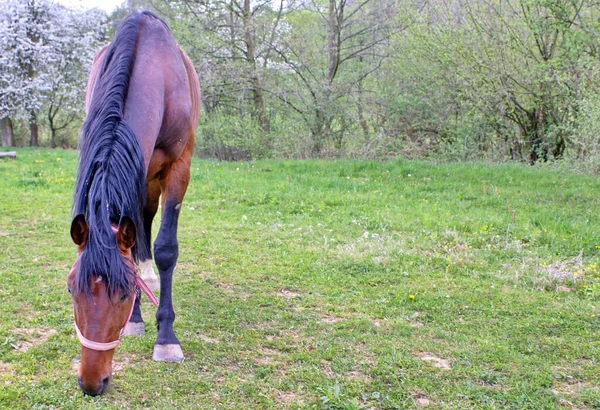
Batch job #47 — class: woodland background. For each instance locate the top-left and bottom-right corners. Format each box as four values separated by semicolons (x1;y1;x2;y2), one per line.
2;0;600;170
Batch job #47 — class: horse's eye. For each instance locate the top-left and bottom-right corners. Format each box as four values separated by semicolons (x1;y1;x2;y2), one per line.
67;287;72;294
120;293;129;302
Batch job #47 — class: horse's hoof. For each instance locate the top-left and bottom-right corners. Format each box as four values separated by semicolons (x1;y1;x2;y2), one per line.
122;321;145;336
153;344;184;362
140;260;160;291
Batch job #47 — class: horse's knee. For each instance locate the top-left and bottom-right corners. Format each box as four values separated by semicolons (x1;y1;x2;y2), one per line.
154;237;178;273
156;307;175;324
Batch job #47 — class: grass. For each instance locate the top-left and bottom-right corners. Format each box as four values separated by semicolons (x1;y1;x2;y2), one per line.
1;148;599;409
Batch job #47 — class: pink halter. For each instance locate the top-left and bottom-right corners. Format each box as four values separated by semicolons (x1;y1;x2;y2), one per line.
71;255;159;351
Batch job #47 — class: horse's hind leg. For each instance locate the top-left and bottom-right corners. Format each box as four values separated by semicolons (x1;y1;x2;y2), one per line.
152;141;193;362
123;180;161;337
140;180;161;291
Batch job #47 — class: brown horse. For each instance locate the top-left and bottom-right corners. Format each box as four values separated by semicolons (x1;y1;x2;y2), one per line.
67;11;200;396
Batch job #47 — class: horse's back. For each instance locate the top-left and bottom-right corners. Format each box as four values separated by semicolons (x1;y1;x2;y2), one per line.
85;12;198;181
123;13;196;177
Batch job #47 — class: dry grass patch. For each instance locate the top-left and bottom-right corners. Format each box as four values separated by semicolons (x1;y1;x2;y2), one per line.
319;313;348;323
346;366;371;381
332;234;404;262
0;362;16;385
255;348;280;365
410;390;435;407
414;352;451;370
112;354;136;374
535;252;590;291
11;327;57;352
276;390;299;407
199;334;220;344
278;288;301;299
215;282;234;292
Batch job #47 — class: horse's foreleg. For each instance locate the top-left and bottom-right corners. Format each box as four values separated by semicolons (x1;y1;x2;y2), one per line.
152;143;192;362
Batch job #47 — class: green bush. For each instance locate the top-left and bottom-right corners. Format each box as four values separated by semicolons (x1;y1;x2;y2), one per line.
196;110;269;160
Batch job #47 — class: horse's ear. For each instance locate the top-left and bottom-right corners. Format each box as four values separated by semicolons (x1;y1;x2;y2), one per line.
70;214;89;246
117;216;136;250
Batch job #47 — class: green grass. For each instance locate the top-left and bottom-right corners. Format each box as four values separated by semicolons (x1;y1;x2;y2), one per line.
1;148;599;409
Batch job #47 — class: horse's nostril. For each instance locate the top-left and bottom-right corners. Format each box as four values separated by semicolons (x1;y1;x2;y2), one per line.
101;376;110;389
79;377;103;396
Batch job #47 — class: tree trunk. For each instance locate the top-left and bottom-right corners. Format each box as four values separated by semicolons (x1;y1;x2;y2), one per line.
320;0;342;148
48;104;57;148
29;110;39;147
357;78;370;141
1;117;13;147
328;0;340;84
528;108;548;164
312;108;325;155
243;0;270;135
50;129;56;148
251;77;270;134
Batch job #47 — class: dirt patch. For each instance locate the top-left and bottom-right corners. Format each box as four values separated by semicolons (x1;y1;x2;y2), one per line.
112;357;132;374
255;356;273;365
199;334;220;344
276;390;298;406
12;327;57;352
0;362;16;385
347;366;370;381
536;252;587;291
319;313;348;323
323;364;336;377
255;348;279;365
278;288;301;299
410;390;434;407
414;352;451;370
285;329;300;342
552;383;584;410
215;282;234;292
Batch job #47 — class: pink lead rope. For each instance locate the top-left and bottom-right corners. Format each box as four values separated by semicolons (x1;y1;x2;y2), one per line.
134;270;159;306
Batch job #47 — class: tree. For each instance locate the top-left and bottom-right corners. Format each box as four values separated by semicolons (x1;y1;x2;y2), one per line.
270;0;401;154
154;1;286;131
45;7;105;147
0;0;104;147
389;0;600;162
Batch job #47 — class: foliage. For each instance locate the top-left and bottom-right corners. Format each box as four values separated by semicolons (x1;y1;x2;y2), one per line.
1;149;600;408
2;0;600;164
195;109;268;160
134;0;600;162
0;0;105;147
383;0;600;163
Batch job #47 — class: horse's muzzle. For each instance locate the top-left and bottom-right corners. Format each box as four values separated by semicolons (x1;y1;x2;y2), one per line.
78;375;111;396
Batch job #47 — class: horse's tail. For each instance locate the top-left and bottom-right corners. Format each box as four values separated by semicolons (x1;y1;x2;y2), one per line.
73;12;150;296
179;46;201;127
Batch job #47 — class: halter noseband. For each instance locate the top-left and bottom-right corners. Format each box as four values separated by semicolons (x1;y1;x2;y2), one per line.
71;257;159;351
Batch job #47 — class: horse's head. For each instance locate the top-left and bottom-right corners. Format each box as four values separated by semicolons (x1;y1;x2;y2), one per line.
68;214;137;396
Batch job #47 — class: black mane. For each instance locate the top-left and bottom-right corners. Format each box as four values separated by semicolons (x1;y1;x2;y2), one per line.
72;12;155;297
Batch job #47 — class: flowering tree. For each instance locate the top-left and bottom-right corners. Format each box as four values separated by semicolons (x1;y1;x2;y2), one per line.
0;0;105;147
44;7;106;147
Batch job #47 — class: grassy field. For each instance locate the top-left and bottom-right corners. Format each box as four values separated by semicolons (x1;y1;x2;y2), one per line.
1;148;599;409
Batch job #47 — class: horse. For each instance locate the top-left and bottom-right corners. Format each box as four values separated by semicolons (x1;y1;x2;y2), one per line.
67;11;200;396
